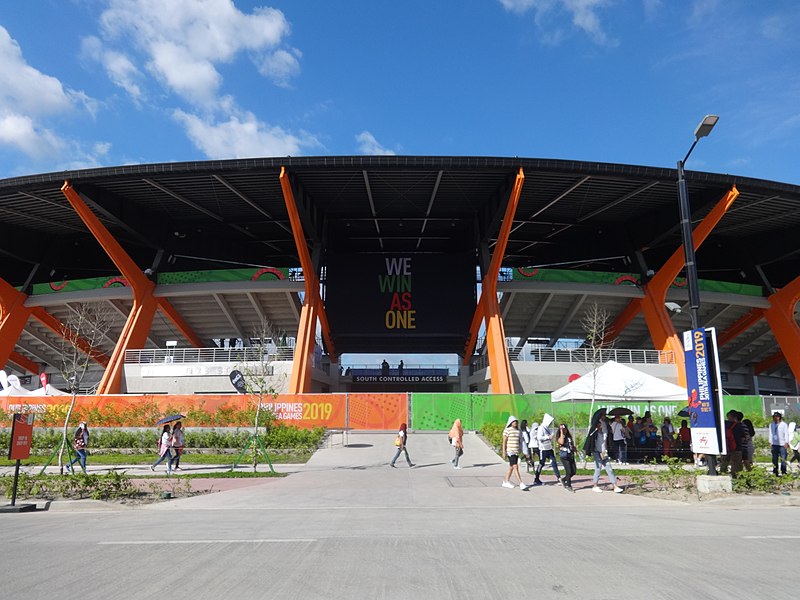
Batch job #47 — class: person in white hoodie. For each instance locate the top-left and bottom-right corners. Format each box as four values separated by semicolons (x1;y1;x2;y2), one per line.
533;413;561;486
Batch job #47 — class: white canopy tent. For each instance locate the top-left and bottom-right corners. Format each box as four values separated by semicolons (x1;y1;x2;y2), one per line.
551;360;687;404
551;361;688;432
30;384;70;396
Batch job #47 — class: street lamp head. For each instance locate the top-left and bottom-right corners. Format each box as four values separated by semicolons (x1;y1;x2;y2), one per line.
694;114;719;140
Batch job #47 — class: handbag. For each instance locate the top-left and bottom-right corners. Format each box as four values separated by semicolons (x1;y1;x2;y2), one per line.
394;436;402;447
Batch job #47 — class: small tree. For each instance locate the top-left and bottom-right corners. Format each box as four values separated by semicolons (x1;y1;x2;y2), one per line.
235;318;285;472
581;302;614;424
57;302;112;473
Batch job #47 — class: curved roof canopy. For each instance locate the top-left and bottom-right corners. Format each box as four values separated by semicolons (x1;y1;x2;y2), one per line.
1;156;798;381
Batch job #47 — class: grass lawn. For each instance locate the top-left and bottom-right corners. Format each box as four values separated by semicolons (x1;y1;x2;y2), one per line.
0;450;312;469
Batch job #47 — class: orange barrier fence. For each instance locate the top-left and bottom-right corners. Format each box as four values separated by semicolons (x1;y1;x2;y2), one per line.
0;393;408;430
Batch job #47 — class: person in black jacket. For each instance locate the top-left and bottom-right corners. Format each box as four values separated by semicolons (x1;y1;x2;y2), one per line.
583;416;623;494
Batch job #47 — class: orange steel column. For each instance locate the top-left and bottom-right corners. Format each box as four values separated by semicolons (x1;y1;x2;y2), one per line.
280;167;336;393
30;306;111;366
0;278;32;371
637;186;739;385
156;298;204;348
464;169;524;394
603;298;642;346
62;181;158;394
717;307;765;347
762;275;800;383
9;351;40;375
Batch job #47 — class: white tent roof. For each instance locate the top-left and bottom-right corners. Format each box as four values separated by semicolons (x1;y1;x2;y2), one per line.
30;384;70;396
551;361;687;403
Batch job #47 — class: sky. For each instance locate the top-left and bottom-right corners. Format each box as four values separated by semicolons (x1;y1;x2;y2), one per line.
0;0;799;185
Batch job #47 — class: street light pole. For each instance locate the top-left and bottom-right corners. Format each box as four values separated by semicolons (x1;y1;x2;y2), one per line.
676;114;718;475
676;157;701;329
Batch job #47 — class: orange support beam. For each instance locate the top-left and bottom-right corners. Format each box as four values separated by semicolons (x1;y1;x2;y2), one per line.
603;298;642;346
762;274;800;383
280;167;336;392
717;307;765;347
754;350;786;375
62;181;158;394
0;278;31;371
9;351;40;375
634;186;740;384
463;169;524;394
156;298;204;348
30;306;111;367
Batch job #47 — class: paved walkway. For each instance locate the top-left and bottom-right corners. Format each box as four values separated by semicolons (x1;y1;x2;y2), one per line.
4;431;796;508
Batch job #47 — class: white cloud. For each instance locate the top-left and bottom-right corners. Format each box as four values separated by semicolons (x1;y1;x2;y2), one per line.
356;131;396;156
257;48;302;88
93;0;296;106
0;112;66;158
499;0;616;46
81;36;143;100
173;108;320;158
0;26;75;116
0;25;103;164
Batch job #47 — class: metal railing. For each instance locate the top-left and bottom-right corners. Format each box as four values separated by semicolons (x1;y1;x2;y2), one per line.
523;348;674;364
471;347;675;373
125;346;296;364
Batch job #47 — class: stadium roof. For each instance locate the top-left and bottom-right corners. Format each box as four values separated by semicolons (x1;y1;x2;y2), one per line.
1;156;798;384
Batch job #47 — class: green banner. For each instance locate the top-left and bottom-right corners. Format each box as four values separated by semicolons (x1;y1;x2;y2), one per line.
29;267;293;296
510;267;762;296
411;393;766;431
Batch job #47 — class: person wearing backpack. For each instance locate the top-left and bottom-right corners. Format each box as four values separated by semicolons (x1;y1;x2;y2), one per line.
528;421;540;472
448;418;464;469
533;413;561;486
720;411;744;475
65;422;89;474
740;415;755;471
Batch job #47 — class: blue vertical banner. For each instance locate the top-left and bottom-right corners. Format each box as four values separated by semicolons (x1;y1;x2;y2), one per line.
683;327;725;455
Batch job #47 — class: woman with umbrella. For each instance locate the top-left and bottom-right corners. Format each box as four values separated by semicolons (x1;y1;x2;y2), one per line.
582;409;623;493
151;424;173;474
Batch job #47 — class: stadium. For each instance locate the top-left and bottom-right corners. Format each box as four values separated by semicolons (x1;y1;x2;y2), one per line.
1;155;799;418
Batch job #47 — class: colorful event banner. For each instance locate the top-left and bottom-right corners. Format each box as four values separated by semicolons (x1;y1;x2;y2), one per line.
683;328;725;455
0;393;408;431
0;391;764;431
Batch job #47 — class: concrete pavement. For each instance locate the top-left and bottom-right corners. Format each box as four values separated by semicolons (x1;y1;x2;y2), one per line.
2;432;799;599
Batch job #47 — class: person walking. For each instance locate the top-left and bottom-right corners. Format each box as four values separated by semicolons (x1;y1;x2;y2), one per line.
390;423;414;468
533;413;561;486
768;411;789;476
65;422;89;474
170;421;185;471
556;423;577;492
528;420;540;472
501;416;527;489
584;418;623;493
151;424;173;474
520;419;532;471
449;418;464;469
740;415;755;472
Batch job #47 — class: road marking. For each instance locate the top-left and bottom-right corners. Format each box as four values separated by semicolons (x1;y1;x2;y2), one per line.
743;535;800;539
99;539;316;545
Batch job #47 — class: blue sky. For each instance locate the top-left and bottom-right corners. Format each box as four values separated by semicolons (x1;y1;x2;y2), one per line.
1;0;799;184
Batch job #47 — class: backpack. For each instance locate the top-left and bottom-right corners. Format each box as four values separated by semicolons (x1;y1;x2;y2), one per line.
725;423;736;452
